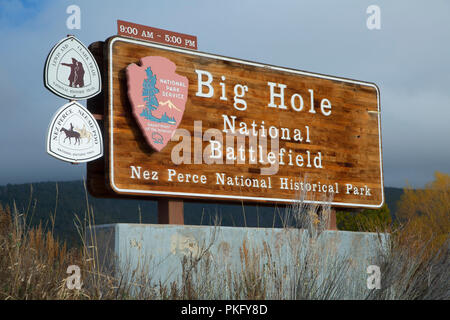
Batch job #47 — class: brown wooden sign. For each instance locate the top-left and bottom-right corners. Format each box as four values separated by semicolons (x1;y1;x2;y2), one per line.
88;36;384;208
117;20;197;50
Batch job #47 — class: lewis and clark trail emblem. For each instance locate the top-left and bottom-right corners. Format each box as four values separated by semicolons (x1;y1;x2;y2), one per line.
44;35;103;164
44;36;101;100
126;56;189;152
46;101;103;163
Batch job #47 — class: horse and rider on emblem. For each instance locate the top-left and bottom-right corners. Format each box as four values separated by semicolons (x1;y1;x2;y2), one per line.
60;123;92;145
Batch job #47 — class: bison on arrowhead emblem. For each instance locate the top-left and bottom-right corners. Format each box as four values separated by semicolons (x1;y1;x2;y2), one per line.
126;56;189;152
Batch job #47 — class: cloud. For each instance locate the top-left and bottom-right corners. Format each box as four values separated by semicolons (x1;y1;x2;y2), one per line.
0;0;449;187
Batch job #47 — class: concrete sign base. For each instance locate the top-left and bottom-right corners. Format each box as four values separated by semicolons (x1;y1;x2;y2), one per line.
89;224;388;299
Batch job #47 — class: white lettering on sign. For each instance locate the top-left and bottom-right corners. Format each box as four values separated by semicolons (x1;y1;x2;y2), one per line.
126;165;346;197
117;20;197;49
196;70;332;116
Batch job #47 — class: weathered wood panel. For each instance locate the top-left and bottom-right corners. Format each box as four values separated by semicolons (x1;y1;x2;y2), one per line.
97;36;383;208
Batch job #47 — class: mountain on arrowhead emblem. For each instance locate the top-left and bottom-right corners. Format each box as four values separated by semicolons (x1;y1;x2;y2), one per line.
126;56;189;152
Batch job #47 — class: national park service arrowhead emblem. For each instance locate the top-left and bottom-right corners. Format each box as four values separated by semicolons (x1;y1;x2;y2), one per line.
46;101;103;163
44;36;101;100
126;56;189;152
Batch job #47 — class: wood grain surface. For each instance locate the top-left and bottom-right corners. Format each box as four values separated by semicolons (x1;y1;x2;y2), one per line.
88;36;384;208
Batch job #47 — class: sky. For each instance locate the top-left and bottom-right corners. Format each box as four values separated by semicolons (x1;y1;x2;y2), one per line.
0;0;449;188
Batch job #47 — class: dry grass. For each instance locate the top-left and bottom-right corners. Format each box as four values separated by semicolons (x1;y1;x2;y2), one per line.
0;203;81;299
0;183;448;300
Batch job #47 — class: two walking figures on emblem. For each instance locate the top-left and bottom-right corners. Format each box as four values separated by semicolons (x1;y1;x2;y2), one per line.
61;58;85;88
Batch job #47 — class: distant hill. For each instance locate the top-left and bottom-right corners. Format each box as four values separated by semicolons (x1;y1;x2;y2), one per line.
0;180;405;246
384;187;404;220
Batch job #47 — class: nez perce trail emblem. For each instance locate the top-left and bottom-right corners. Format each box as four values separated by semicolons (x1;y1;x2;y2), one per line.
46;101;103;163
126;56;189;152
